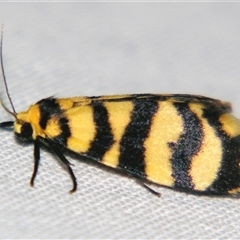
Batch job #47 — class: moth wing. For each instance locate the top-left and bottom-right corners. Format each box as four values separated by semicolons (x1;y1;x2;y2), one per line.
57;94;232;113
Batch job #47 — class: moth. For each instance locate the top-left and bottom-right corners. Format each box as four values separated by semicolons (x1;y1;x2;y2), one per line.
1;31;240;196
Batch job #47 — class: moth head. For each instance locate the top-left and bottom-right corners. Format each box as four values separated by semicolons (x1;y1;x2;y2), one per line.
13;105;42;141
0;99;37;141
14;119;33;141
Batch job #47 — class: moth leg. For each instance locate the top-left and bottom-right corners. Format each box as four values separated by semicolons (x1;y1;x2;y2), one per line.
136;178;161;197
30;138;40;187
44;138;77;193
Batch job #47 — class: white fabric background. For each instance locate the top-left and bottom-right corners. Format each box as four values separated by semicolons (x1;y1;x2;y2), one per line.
0;2;240;239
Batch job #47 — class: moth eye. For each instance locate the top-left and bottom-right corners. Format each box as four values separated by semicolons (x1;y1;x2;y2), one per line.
20;122;33;140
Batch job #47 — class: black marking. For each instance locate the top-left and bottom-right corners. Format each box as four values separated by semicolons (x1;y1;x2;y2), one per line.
0;121;14;128
118;100;158;178
86;101;114;161
100;94;168;103
168;142;177;150
87;96;102;100
37;97;62;129
14;122;33;141
89;94;223;105
203;105;240;194
171;102;203;191
53;117;71;147
20;122;33;140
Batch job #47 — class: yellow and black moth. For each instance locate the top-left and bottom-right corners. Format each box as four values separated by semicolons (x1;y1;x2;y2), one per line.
2;92;240;196
1;33;240;197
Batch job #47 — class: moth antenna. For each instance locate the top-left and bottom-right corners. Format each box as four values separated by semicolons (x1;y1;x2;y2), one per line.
0;96;17;120
0;24;16;115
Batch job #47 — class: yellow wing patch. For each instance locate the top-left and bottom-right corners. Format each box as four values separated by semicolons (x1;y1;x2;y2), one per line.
189;103;222;191
102;101;134;168
144;101;182;187
65;105;96;153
